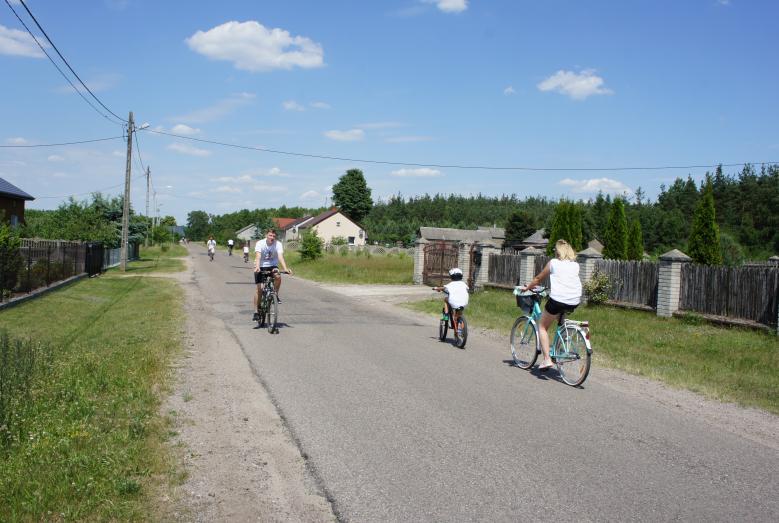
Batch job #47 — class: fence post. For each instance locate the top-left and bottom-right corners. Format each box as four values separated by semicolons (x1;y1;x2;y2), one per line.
413;238;428;285
577;247;603;305
458;241;472;285
472;243;500;291
518;247;541;287
656;249;691;318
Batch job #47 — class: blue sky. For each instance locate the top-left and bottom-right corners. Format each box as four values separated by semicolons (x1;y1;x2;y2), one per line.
1;0;777;223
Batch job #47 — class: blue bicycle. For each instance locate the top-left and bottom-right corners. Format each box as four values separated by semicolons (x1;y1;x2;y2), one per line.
510;287;592;386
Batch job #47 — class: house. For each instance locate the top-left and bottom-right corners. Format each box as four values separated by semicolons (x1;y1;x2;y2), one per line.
235;217;298;244
504;228;548;252
282;209;366;246
0;177;35;226
417;226;504;247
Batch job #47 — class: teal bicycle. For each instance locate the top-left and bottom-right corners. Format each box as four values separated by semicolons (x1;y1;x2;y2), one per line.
510;287;592;386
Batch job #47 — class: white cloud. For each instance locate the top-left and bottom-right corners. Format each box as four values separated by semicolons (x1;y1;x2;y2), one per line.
356;121;403;129
172;92;255;124
282;100;305;112
537;69;613;100
252;183;287;192
171;124;201;135
300;190;321;200
310;101;331;109
212;175;254;183
717;0;731;5
47;155;65;162
559;177;632;195
385;135;433;143
112;150;125;157
391;168;443;177
215;185;241;193
213;167;289;183
186;21;325;72
167;142;211;157
324;129;365;141
504;86;516;96
424;0;468;13
0;24;46;58
5;137;28;145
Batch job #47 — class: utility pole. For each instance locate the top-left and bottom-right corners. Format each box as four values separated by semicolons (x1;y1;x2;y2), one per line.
145;166;150;247
120;111;134;272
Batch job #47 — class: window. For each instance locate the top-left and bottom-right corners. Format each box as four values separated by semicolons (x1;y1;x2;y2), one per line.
348;236;355;245
336;221;341;227
9;215;18;227
358;229;364;238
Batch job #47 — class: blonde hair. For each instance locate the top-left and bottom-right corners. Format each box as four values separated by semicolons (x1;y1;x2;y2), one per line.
554;239;577;261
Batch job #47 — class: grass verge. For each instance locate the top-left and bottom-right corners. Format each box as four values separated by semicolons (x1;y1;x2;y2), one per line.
404;287;779;414
0;273;183;520
287;251;413;284
127;244;187;273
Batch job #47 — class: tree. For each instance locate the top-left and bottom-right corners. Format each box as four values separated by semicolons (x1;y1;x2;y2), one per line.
603;198;628;260
627;219;644;260
252;215;274;240
0;221;23;296
299;229;323;261
185;210;210;241
159;215;177;227
332;169;373;222
504;210;536;243
688;178;723;265
547;201;583;254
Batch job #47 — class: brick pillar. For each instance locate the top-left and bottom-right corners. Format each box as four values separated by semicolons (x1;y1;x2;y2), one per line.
576;247;603;305
413;238;428;285
458;241;472;286
472;243;500;291
517;247;540;287
656;249;691;318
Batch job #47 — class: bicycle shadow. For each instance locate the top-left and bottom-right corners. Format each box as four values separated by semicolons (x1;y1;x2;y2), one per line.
252;322;293;332
501;359;579;387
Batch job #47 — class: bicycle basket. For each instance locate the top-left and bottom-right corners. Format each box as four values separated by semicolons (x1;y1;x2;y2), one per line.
516;294;536;313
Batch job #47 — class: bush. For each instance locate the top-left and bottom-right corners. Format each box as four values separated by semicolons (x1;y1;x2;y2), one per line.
0;224;22;297
583;269;614;304
331;236;348;246
299;230;323;261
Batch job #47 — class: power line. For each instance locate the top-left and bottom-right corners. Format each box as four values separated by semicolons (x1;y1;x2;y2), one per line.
142;129;778;173
14;0;127;124
3;0;124;126
0;136;123;148
133;130;146;172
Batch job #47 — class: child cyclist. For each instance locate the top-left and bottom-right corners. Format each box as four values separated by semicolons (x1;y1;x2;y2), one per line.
242;242;250;263
434;268;469;335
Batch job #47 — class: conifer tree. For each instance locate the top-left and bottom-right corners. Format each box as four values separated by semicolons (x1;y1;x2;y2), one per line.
627;218;644;260
603;198;628;259
688;178;723;265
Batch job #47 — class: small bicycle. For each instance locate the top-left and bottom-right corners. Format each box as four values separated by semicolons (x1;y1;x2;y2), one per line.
256;269;289;334
208;250;215;262
436;299;468;349
510;287;592;386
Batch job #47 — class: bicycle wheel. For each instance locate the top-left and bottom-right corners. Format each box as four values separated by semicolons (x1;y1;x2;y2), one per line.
438;318;448;341
455;316;468;348
510;316;538;369
266;294;278;333
555;326;591;386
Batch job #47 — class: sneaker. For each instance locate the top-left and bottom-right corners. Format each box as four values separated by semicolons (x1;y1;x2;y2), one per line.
252;312;260;321
276;296;282;304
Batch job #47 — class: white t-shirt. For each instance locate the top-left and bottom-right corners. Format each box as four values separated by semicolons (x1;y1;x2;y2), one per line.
549;258;582;305
243;245;249;254
444;280;469;309
255;239;284;267
227;239;234;246
206;239;216;252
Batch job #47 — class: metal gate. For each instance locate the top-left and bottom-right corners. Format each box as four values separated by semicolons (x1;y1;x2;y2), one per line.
423;242;459;286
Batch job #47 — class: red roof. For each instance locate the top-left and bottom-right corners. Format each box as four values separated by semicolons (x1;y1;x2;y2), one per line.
273;217;297;229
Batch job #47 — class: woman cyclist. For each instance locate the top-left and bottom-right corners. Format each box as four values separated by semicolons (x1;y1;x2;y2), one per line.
521;239;582;371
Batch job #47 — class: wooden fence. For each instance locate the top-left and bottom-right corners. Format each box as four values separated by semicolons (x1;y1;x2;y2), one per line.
534;255;552;288
680;264;779;327
488;253;522;286
595;259;659;308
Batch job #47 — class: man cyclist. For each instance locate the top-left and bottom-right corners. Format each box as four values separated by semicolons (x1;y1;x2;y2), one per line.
227;238;234;256
253;228;293;321
206;236;216;261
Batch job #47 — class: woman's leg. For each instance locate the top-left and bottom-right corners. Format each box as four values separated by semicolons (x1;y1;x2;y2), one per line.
538;310;555;367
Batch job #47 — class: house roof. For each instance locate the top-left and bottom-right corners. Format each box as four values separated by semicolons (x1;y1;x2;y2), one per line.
273;217;297;229
0;177;34;201
282;215;314;231
418;226;504;245
522;229;547;244
296;208;364;230
587;238;604;252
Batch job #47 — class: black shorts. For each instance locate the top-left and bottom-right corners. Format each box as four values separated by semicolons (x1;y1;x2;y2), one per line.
254;266;278;285
545;297;578;316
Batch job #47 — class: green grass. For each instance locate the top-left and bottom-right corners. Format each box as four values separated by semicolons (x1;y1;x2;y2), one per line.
287;251;413;284
405;287;779;414
127;244;187;273
0;273;184;520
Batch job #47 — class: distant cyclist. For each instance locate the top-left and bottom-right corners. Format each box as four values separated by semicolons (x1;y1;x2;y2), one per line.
433;268;469;329
227;238;234;256
243;242;250;263
206;236;216;262
521;239;582;371
252;228;293;321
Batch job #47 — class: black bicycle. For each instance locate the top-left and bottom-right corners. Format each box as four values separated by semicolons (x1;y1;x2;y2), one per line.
256;269;289;333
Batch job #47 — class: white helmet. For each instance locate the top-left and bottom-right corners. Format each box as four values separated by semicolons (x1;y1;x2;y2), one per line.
448;268;463;279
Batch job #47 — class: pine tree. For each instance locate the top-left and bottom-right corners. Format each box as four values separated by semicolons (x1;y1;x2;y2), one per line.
547;201;583;254
504;210;536;243
627;218;644;260
688;178;723;265
603;198;628;259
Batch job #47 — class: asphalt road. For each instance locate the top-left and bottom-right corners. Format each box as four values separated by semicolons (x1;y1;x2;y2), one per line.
192;246;778;522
